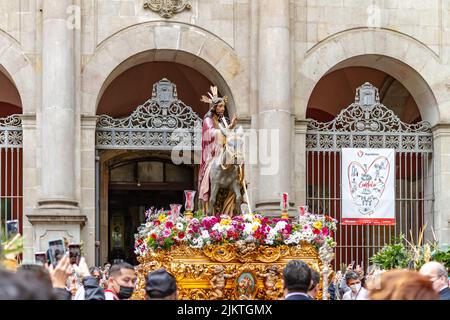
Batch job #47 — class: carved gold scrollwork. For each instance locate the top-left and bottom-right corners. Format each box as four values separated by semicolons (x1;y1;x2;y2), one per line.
256;246;283;263
203;243;236;262
133;243;323;300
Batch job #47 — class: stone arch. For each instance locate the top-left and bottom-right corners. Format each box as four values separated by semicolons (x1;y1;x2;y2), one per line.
0;31;35;114
82;22;242;117
297;28;445;125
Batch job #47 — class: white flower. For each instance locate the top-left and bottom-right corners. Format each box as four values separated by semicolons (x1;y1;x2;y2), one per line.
275;221;287;231
243;223;254;235
201;230;210;239
176;222;184;230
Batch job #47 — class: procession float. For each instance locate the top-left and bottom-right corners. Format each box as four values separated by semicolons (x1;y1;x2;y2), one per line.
132;86;338;300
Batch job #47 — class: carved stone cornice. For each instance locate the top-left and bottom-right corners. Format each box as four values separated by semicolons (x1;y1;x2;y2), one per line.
27;214;87;226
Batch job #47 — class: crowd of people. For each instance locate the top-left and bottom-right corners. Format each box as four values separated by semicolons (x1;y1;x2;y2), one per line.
0;255;449;300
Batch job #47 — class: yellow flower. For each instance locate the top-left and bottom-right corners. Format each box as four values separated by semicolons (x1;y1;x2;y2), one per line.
313;221;323;229
252;225;258;232
254;218;261;224
220;219;231;225
158;214;167;223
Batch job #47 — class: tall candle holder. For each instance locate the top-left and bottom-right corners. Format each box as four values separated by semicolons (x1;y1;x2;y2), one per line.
280;192;289;219
319;242;335;300
170;204;182;221
298;205;308;222
184;190;196;220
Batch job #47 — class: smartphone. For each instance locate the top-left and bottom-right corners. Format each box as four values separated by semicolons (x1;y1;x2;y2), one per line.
35;252;48;266
6;220;19;239
68;243;81;265
48;239;66;267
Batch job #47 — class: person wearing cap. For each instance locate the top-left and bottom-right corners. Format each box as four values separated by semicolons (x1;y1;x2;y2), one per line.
145;268;178;300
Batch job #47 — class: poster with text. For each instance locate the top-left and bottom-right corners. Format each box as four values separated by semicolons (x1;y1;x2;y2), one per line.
342;148;395;225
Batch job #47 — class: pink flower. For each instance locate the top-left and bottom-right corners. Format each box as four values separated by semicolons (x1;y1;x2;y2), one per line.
165;221;174;229
322;227;329;236
163;229;171;238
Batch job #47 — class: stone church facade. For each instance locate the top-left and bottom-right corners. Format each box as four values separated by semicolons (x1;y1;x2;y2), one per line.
0;0;449;266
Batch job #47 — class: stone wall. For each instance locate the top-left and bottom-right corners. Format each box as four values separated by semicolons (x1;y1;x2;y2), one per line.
0;0;449;264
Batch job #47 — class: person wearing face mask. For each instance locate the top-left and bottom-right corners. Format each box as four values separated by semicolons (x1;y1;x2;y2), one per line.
104;262;137;300
419;261;450;300
342;271;368;300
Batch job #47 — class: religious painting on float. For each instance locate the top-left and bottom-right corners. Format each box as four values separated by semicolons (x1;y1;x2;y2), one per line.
234;271;257;300
341;148;395;226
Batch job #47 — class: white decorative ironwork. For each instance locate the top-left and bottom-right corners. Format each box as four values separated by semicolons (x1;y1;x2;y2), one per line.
96;78;202;150
143;0;191;18
0;115;22;148
306;82;432;152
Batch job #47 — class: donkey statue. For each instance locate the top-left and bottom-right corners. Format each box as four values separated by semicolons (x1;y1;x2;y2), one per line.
208;125;245;216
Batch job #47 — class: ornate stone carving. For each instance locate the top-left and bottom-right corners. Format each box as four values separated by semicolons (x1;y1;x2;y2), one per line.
143;0;191;18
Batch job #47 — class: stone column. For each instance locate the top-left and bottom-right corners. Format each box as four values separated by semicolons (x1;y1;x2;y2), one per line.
255;0;293;215
431;124;450;247
40;0;76;207
27;0;85;259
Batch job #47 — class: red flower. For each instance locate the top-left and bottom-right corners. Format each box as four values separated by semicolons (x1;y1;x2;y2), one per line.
151;233;157;239
154;220;160;226
165;221;174;229
312;228;320;235
178;231;185;239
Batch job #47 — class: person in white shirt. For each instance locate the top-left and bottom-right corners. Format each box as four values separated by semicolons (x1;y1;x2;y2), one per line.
342;271;369;300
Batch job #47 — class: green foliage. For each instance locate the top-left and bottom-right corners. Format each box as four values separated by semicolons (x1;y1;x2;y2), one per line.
370;235;410;269
431;247;450;269
0;234;23;262
193;209;205;220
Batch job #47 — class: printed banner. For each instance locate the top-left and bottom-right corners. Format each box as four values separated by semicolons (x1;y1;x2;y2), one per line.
341;148;395;225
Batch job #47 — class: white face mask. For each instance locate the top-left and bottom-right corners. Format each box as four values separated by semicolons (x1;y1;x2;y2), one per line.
350;283;361;292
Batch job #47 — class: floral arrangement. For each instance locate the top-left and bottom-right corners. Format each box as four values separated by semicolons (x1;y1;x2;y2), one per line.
134;208;337;257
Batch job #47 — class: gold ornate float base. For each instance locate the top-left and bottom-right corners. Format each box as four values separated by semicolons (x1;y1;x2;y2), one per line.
134;241;325;300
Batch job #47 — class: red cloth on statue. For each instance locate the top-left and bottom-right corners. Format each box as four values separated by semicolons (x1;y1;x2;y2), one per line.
198;115;221;202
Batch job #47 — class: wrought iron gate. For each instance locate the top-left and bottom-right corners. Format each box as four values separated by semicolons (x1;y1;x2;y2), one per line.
306;83;433;269
96;78;202;151
0;115;23;239
95;78;202;264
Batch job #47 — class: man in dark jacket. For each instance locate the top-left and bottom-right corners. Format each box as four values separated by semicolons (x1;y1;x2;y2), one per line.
283;260;313;300
420;261;450;300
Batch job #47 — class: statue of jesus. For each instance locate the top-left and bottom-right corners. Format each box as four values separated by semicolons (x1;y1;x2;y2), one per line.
198;86;237;214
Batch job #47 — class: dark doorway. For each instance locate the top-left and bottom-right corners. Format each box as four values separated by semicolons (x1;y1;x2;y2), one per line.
106;158;194;265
